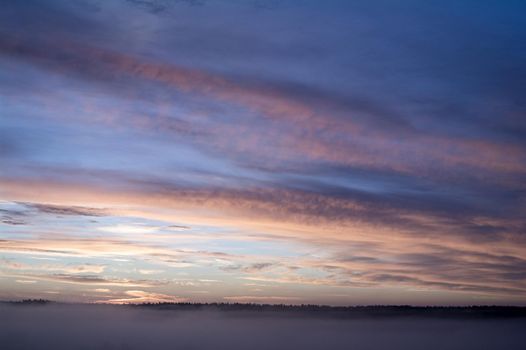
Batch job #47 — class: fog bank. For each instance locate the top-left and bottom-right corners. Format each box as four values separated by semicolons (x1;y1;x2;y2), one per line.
1;304;525;350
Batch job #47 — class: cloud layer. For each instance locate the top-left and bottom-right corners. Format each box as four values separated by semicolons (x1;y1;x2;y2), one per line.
1;0;526;305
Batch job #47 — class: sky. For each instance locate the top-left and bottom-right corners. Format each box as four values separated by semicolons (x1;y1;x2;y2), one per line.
0;0;525;305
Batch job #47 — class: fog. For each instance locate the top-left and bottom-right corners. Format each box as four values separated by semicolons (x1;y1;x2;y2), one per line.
1;304;525;350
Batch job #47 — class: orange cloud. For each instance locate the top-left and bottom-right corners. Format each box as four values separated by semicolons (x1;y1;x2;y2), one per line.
102;290;186;304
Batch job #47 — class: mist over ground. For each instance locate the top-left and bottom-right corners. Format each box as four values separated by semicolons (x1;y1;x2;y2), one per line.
1;303;525;350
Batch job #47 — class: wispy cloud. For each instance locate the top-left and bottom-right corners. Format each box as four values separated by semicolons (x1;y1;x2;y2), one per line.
102;290;186;304
22;274;163;288
24;203;108;217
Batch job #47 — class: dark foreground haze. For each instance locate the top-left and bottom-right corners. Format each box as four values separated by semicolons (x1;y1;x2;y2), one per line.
1;303;525;350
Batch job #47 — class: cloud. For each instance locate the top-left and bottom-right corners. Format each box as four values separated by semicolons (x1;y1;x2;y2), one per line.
125;0;205;14
166;225;191;231
102;290;186;304
23;203;108;217
0;232;526;299
28;274;163;287
248;263;274;271
2;29;524;180
125;0;167;14
97;224;158;234
138;269;164;275
1;258;106;274
3;174;523;250
0;207;28;225
15;279;37;284
0;236;245;275
1;218;26;225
